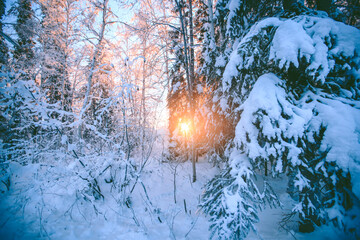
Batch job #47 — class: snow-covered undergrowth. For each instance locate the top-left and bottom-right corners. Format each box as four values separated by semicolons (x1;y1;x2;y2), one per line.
1;142;350;240
0;127;218;239
0;70;217;239
0;153;129;239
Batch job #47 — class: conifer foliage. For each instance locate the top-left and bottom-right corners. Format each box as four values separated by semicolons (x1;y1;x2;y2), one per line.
165;0;360;238
39;0;72;111
0;0;9;66
13;0;36;75
200;1;360;239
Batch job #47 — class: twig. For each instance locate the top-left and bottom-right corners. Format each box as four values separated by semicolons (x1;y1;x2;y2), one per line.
184;214;199;238
174;164;178;204
279;212;298;240
183;199;187;214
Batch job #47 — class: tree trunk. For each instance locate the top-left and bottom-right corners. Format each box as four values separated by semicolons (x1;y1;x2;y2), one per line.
283;0;306;13
189;0;196;182
208;0;215;42
79;0;108;139
174;0;197;182
316;0;332;13
141;41;147;163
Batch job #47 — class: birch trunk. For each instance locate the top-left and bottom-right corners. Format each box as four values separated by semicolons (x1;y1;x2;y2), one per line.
79;0;109;139
189;0;196;182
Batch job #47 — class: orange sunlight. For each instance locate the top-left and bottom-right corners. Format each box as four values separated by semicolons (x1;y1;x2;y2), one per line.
179;121;191;137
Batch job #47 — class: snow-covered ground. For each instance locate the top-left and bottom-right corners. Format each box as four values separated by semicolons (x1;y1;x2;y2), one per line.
247;175;349;240
0;158;216;239
0;132;352;239
0;128;217;240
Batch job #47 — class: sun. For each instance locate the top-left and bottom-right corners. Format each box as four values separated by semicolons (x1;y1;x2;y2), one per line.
180;121;190;136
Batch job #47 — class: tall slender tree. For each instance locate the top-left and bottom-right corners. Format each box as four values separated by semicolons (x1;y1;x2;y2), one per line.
79;0;115;139
130;0;170;162
168;0;202;181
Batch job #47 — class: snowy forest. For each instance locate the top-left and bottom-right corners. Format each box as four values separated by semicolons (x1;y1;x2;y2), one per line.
0;0;360;239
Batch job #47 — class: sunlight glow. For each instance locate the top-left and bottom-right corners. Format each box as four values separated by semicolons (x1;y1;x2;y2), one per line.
180;121;190;137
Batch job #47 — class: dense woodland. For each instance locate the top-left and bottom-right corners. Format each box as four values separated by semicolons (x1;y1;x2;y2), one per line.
1;0;360;239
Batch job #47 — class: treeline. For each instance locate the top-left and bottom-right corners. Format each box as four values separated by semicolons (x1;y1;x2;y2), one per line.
0;0;172;162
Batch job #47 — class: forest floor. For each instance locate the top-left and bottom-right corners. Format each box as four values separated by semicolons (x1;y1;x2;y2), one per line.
0;131;348;240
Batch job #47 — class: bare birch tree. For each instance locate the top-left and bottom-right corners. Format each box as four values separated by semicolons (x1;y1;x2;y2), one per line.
79;0;113;138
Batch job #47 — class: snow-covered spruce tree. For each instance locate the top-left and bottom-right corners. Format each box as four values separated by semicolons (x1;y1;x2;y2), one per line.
201;149;280;239
0;0;9;66
203;12;360;238
1;1;73;165
197;0;232;163
199;0;285;165
0;70;73;164
39;0;72;112
13;0;36;78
